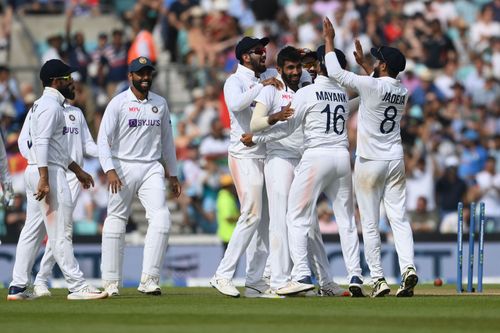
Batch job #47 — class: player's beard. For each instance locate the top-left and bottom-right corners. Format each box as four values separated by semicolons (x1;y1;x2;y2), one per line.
59;84;75;100
373;66;381;78
250;56;266;74
282;72;300;90
132;78;152;94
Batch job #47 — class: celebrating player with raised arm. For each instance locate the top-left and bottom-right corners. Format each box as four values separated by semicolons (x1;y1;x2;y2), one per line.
98;56;181;297
323;17;418;297
8;59;106;301
244;45;364;297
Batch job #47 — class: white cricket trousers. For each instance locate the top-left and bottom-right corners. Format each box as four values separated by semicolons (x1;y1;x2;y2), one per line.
288;148;362;282
101;160;171;284
214;155;269;285
264;155;298;289
354;157;415;281
10;165;87;292
34;173;81;287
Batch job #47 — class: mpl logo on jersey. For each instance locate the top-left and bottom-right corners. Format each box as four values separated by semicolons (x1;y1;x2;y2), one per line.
129;106;140;112
128;119;161;128
63;126;79;135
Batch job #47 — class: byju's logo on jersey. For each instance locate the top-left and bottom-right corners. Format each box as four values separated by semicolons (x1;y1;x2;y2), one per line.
63;126;79;135
128;119;161;128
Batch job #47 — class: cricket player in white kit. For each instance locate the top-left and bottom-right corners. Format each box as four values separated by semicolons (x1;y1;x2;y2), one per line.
245;46;364;297
0;134;13;207
98;57;181;297
8;59;107;300
16;101;98;297
210;36;290;298
323;17;418;297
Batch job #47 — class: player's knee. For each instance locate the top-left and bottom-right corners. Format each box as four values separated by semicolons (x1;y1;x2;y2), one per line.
150;208;171;233
102;216;127;234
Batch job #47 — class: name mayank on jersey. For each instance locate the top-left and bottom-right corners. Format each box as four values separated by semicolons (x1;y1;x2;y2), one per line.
315;91;347;103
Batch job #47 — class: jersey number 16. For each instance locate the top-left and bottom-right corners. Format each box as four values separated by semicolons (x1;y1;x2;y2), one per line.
321;104;345;135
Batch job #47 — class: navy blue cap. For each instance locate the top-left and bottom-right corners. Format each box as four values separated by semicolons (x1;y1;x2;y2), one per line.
39;59;76;82
128;56;155;73
235;36;269;60
370;46;406;72
316;45;347;70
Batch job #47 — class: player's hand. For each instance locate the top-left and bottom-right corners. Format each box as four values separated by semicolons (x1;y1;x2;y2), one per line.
106;169;123;194
35;177;50;201
353;39;364;65
269;102;294;124
322;17;335;40
240;133;255;147
261;77;284;90
76;170;95;189
169;176;182;198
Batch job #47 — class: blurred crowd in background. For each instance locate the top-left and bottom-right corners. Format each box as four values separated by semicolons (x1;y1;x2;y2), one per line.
0;0;499;242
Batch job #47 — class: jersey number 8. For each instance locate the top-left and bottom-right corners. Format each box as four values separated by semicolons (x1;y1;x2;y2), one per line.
380;106;397;134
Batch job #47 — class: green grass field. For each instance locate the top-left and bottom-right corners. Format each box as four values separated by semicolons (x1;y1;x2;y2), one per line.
1;285;499;333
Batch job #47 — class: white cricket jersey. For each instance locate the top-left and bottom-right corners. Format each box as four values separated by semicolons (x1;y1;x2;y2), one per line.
224;64;266;158
25;87;71;169
254;76;303;159
253;76;350;151
325;52;408;160
0;135;11;183
19;103;98;166
97;88;178;176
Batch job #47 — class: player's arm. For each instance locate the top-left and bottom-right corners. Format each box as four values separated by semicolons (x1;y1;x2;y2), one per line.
252;99;304;144
32;106;58;201
353;39;373;75
79;111;98;158
97;99;122;193
224;76;283;113
161;101;181;198
323;17;375;93
68;161;94;189
250;86;293;132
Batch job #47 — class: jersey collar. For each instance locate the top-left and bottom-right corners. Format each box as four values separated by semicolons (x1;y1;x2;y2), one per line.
236;64;260;82
43;87;66;106
126;87;151;103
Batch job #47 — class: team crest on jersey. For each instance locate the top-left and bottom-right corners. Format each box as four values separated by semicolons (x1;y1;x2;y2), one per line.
69;114;76;121
152;106;158;113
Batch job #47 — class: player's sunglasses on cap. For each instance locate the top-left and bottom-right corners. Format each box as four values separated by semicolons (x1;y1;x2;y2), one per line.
248;47;266;56
51;74;72;81
370;46;406;72
302;60;318;68
39;59;76;82
235;36;270;60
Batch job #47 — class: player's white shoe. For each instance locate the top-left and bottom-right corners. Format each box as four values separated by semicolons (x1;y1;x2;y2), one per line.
244;279;270;298
318;282;350;297
210;276;240;297
33;285;52;298
396;267;418;297
259;288;285;299
7;286;34;301
276;281;315;296
371;278;390;298
138;274;162;295
348;276;367;297
103;280;120;297
67;285;108;300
